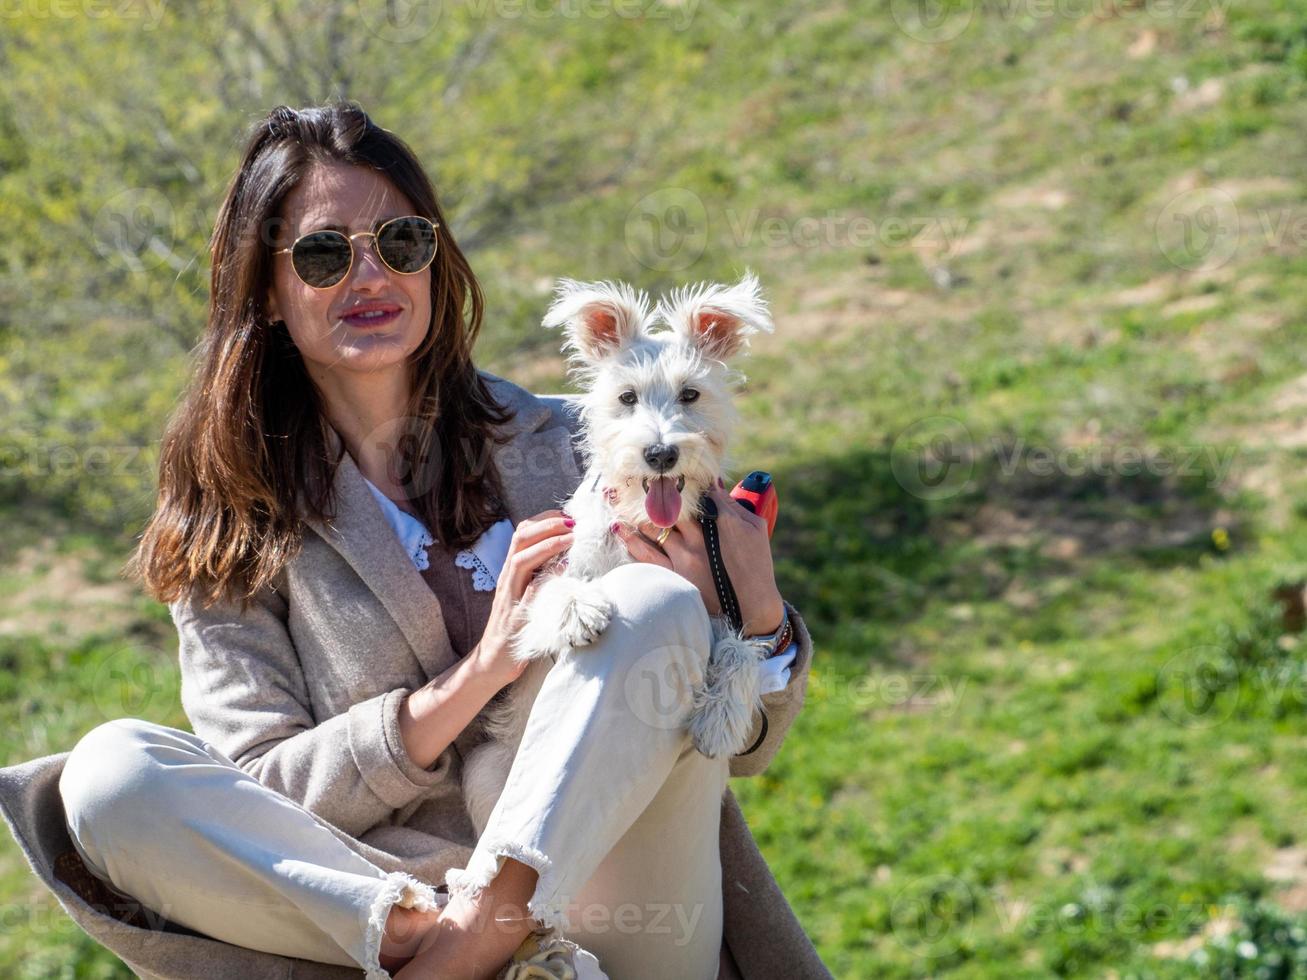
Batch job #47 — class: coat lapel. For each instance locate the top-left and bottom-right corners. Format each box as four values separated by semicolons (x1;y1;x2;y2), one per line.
303;430;456;680
488;401;587;524
303;374;585;681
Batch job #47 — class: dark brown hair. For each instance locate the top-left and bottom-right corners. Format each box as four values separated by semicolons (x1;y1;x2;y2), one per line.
129;102;515;609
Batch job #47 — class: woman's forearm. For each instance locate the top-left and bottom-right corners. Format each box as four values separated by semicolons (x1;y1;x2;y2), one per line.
397;645;512;771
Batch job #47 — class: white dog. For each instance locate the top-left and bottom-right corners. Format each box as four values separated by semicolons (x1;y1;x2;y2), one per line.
461;272;775;837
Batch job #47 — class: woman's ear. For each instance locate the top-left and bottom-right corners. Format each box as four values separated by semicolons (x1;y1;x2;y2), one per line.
266;287;281;324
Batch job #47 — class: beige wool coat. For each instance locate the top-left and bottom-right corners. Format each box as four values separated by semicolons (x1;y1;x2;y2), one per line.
0;371;831;979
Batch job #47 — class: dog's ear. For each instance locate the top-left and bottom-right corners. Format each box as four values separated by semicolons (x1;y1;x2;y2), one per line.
656;270;773;361
542;279;652;362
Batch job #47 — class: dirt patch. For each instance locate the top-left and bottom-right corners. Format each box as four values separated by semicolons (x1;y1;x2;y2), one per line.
1152;910;1239;960
1266;846;1307;913
0;539;139;640
1106;275;1176;307
993;184;1071;212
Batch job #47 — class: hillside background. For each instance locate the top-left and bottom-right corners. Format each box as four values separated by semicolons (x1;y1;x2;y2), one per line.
3;1;1307;976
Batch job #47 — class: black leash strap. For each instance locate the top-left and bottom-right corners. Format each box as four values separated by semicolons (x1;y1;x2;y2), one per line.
695;493;768;757
696;494;742;631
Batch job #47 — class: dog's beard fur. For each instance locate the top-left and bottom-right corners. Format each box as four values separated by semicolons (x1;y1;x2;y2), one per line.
580;339;739;528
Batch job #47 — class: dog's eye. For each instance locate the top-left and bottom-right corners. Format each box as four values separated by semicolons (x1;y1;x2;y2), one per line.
618;391;637;406
679;388;700;404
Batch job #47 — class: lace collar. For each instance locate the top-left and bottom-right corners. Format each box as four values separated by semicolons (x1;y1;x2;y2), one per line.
360;477;511;592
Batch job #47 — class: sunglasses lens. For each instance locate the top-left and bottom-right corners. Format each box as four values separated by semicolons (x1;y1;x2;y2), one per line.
292;231;352;287
377;217;437;274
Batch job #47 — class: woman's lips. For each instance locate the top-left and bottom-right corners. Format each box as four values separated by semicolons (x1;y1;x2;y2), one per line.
342;308;401;329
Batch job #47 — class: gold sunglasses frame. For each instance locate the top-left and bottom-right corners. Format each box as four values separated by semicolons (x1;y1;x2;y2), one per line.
273;215;440;289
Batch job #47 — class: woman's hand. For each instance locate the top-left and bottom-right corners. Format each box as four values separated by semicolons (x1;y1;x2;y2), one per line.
613;481;785;636
469;509;574;688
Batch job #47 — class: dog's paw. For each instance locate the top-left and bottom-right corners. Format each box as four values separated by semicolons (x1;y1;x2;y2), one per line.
688;635;764;758
558;584;613;650
689;694;756;758
513;577;614;660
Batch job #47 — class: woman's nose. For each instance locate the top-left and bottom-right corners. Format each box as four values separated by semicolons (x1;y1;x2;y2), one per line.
348;238;390;286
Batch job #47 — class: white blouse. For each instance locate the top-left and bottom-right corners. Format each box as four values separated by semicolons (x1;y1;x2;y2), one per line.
362;476;795;694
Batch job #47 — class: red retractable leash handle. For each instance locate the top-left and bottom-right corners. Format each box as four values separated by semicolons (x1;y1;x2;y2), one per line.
728;470;779;537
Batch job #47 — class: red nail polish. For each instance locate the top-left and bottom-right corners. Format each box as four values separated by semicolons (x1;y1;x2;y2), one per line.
564;518;575;528
610;521;622;534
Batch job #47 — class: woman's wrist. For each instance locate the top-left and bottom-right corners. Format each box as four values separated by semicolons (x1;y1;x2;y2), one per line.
398;650;513;771
741;592;785;639
466;638;519;690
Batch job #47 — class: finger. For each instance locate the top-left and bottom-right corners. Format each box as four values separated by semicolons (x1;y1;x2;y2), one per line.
631;518;684;558
612;522;673;568
505;532;574;599
521;510;569;532
711;484;765;529
510;515;575;553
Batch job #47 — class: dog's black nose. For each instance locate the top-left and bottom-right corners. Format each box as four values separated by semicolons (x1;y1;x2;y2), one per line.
643;443;679;473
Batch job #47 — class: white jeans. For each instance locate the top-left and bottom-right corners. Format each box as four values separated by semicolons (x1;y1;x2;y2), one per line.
60;562;729;980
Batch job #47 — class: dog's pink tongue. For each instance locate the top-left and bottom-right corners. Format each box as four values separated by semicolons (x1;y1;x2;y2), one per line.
644;476;682;528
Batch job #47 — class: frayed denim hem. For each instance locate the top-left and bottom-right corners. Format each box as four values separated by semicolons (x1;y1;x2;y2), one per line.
444;838;567;931
360;871;444;980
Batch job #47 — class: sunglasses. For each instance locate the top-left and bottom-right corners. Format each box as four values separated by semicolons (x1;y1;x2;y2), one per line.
273;215;439;289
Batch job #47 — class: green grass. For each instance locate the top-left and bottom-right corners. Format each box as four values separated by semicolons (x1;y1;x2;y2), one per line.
4;0;1307;976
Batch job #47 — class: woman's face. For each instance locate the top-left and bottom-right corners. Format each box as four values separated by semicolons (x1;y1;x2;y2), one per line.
266;161;432;379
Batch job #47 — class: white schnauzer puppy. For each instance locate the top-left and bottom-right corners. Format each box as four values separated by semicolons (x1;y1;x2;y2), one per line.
461;272;774;837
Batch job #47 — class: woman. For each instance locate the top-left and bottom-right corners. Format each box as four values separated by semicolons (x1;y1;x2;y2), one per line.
17;103;826;979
